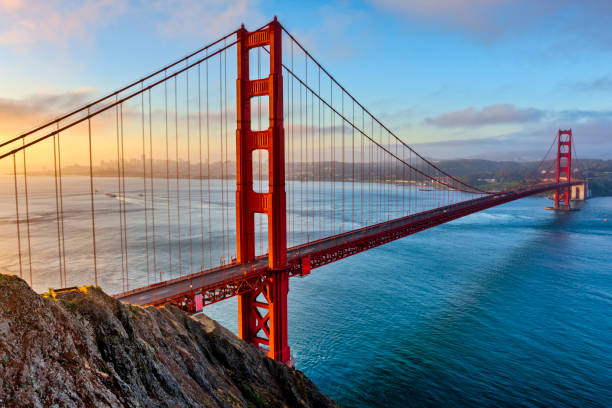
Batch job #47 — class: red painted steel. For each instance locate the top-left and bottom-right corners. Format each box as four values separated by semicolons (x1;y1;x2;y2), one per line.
0;18;584;372
115;182;579;310
2;17;588;369
235;18;290;363
554;129;572;208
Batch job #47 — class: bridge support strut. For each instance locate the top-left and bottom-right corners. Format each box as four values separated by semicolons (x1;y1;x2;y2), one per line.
235;18;290;363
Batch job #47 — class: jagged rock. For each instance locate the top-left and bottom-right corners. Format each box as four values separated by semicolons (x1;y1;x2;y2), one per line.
0;274;338;408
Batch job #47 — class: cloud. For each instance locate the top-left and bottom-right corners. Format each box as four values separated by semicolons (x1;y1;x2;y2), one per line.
284;4;375;63
0;0;262;51
369;0;560;39
412;135;546;161
417;105;612;160
0;0;127;48
369;0;612;49
572;76;612;93
151;0;263;39
412;106;612;159
412;118;612;161
0;88;95;138
0;0;22;10
0;88;94;118
425;104;544;127
558;109;612;122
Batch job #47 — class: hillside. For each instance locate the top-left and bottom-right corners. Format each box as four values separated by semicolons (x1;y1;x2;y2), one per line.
437;158;612;196
0;274;338;408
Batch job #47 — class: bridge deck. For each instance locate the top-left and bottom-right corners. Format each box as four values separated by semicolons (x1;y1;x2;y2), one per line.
114;183;575;308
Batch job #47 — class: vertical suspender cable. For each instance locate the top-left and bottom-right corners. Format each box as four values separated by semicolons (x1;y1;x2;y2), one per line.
186;65;194;274
165;73;173;279
174;76;183;276
120;103;129;291
384;128;387;224
22;140;33;286
219;50;226;266
148;89;158;282
361;109;364;226
402;142;405;216
383;130;387;220
377;127;381;221
291;44;295;246
311;75;315;239
420;159;424;212
299;75;303;243
287;65;292;247
305;55;309;242
310;70;315;240
387;130;391;219
12;154;23;279
409;151;412;215
341;92;344;233
321;73;325;239
198;64;205;270
368;117;372;222
352;99;355;228
206;54;213;266
330;80;335;235
224;45;230;261
141;89;150;286
57;129;67;285
375;125;379;222
52;133;63;287
303;54;307;242
308;59;313;241
116;99;125;291
318;67;322;239
87;109;98;287
396;133;400;218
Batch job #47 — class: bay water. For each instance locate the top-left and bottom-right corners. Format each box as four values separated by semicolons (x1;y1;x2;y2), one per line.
0;175;610;407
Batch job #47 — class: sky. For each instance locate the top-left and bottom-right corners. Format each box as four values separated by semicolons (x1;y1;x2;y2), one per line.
1;0;611;161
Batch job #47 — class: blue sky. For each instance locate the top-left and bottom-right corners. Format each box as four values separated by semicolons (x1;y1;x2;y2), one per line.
1;0;611;160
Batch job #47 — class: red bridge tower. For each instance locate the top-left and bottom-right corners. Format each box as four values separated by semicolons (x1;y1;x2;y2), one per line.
235;19;291;363
554;129;572;209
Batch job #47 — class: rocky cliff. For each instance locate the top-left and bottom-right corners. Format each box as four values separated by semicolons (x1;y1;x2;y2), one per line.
0;274;338;408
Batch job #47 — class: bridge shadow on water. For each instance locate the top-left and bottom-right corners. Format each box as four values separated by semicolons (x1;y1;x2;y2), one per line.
337;209;601;408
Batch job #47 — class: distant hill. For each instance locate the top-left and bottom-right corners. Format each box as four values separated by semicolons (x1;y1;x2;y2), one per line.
436;159;612;197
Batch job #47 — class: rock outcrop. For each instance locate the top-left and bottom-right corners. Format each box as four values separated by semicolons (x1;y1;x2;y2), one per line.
0;274;338;408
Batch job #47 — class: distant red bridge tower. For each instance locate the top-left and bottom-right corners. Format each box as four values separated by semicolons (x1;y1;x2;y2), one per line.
554;129;572;209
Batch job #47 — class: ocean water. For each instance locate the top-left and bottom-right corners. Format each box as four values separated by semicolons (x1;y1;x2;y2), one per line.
1;175;610;407
205;196;612;407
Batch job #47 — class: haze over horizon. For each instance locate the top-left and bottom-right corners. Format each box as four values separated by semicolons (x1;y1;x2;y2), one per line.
1;0;611;160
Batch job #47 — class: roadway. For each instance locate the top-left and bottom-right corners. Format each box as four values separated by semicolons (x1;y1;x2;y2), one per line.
114;183;575;307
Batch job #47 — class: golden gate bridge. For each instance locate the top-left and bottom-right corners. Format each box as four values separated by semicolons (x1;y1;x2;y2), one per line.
0;18;584;364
